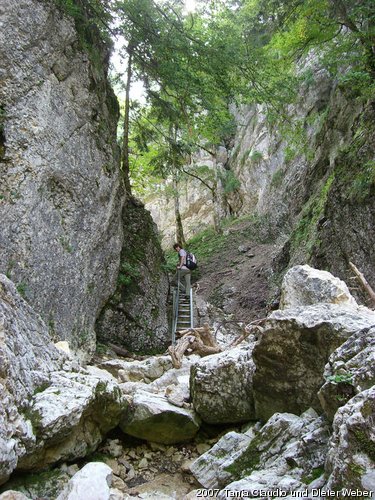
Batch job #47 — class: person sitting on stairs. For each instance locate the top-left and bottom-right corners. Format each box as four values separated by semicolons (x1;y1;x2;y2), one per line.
173;242;191;296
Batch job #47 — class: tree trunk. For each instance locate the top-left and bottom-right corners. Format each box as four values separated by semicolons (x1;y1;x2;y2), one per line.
121;44;133;195
173;172;186;247
211;185;223;234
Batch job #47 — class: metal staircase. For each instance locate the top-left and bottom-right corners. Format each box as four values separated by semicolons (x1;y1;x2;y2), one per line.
171;271;194;345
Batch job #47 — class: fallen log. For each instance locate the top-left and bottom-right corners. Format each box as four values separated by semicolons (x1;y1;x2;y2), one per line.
349;261;375;308
108;343;144;360
230;318;267;347
169;323;222;368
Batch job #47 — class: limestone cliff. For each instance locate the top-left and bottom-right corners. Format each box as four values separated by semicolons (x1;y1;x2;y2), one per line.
0;0;169;358
145;57;375;295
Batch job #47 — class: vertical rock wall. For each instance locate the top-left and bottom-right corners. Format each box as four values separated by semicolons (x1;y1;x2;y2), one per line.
96;198;170;354
145;57;375;292
0;0;124;357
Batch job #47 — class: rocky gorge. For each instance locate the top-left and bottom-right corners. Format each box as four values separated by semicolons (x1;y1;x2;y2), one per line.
0;0;375;498
1;265;375;498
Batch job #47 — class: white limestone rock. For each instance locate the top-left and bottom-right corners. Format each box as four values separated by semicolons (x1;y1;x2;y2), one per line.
56;462;112;500
0;0;124;360
190;432;252;489
280;265;358;309
190;345;255;424
0;492;31;500
18;370;127;470
99;356;173;383
324;386;375;493
120;390;200;444
253;303;375;420
164;380;190;408
191;409;329;492
0;274;127;479
0;275;65;484
318;326;375;420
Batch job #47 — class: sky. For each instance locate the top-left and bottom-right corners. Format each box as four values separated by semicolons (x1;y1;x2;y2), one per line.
110;0;197;104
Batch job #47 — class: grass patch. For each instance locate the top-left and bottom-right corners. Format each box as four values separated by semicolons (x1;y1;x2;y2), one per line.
271;168;285;188
16;282;27;298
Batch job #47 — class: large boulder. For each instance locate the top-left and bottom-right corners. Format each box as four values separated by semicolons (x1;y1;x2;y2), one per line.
324;386;375;494
318;326;375;420
56;463;113;500
189;431;252;489
191;409;329;492
280;265;358;309
190;344;256;424
0;275;126;481
17;369;127;471
120;390;200;444
0;0;123;359
0;275;65;483
252;303;375;421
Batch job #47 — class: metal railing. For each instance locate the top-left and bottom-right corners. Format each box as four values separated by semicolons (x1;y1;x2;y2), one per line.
171;270;194;345
171;270;181;345
189;286;194;329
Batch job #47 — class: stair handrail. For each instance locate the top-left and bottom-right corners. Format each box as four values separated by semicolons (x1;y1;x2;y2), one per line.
171;270;181;345
189;286;194;329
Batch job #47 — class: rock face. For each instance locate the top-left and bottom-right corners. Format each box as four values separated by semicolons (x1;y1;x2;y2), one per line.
191;409;330;493
190;345;256;424
0;0;123;357
253;303;375;421
325;386;375;493
0;275;126;483
189;431;252;489
17;369;127;471
0;274;65;484
96;198;169;354
318;326;375;421
99;356;173;383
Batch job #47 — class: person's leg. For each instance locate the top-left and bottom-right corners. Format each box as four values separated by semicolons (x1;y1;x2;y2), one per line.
173;269;186;292
180;269;191;295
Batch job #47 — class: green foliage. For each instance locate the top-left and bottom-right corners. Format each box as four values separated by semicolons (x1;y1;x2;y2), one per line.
59;235;73;253
16;282;27;298
327;373;353;384
0;469;68;499
224;435;262;479
291;173;334;254
348;160;375;202
220;170;241;194
249;150;263;163
96;342;109;355
21;407;42;434
334;118;375;203
53;0;113;68
302;466;325;484
117;260;141;287
33;382;51;395
271;168;285;188
354;430;375;461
